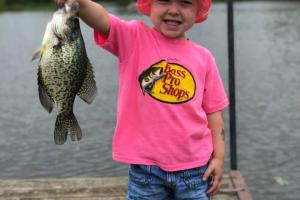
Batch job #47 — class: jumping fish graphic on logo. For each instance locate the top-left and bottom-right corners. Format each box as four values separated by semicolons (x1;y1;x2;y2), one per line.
138;66;165;95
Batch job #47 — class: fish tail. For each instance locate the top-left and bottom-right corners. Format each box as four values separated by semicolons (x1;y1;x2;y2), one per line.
54;112;82;145
54;113;68;145
68;112;82;142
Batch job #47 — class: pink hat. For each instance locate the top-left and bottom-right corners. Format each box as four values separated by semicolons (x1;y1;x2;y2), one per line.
136;0;211;23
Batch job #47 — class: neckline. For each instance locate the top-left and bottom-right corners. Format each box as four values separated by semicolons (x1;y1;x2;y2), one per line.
150;28;192;46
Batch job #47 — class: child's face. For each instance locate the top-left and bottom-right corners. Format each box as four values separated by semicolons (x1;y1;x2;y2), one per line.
150;0;198;39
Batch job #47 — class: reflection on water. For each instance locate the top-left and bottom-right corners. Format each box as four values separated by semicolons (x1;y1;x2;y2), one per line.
0;2;299;200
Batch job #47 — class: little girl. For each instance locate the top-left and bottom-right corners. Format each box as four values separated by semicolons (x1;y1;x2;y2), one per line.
55;0;229;199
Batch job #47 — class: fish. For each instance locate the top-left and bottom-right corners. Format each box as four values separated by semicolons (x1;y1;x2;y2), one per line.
32;0;97;145
138;66;165;95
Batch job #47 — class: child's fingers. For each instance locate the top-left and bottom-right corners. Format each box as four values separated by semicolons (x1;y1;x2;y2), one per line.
207;174;222;195
203;165;213;181
54;0;66;8
53;0;59;8
59;0;66;8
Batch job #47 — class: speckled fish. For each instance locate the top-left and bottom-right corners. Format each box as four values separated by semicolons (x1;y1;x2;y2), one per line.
32;1;97;145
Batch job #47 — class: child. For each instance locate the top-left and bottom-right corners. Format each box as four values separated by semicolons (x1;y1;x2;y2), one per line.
55;0;229;199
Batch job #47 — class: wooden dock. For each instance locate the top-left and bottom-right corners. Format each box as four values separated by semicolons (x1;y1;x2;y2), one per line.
0;170;252;200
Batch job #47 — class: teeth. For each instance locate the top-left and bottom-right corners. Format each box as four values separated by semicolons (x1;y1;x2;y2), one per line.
164;20;181;25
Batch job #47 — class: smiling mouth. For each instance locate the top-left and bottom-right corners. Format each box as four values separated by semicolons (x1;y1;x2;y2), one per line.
163;19;182;26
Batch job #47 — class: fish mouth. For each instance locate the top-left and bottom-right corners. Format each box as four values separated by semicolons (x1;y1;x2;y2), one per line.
52;23;65;41
141;68;165;95
65;0;79;15
51;9;67;42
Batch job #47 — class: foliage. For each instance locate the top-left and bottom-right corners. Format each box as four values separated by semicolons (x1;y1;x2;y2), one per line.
1;0;300;12
0;0;133;11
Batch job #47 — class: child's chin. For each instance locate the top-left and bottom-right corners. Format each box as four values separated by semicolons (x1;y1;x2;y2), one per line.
162;32;184;39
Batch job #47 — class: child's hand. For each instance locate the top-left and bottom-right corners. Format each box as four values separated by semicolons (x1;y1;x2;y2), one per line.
54;0;66;8
54;0;79;9
203;157;224;196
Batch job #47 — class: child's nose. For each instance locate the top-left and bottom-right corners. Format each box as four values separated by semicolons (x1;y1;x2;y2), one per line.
167;2;180;15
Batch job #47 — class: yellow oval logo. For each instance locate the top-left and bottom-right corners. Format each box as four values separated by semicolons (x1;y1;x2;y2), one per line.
138;60;196;104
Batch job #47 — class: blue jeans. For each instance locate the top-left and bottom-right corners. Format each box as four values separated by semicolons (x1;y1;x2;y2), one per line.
127;164;211;200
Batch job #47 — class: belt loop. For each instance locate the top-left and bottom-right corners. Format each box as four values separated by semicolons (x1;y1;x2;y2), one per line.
147;165;151;173
183;170;187;178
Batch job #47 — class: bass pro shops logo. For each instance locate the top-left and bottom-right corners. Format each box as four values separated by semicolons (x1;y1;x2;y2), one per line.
138;60;196;104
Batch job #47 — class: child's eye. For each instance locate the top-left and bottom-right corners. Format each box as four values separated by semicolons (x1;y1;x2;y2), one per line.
180;0;193;6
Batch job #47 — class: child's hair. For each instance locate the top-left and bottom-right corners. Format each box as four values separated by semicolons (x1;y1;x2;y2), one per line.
135;0;211;23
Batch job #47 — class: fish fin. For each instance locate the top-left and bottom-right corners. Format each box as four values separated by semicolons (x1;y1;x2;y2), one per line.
54;114;68;145
32;50;41;61
77;59;97;104
38;86;53;113
68;112;82;142
32;46;45;61
37;68;53;113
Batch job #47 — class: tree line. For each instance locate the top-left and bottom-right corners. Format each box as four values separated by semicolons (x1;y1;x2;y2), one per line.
0;0;133;5
1;0;299;11
0;0;134;11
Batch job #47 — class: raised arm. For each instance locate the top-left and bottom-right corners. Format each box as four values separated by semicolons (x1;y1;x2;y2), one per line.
54;0;110;35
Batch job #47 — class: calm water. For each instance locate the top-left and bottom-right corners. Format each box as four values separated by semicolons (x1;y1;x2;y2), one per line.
0;2;299;200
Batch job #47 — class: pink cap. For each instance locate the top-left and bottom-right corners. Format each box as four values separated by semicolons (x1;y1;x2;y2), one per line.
136;0;211;23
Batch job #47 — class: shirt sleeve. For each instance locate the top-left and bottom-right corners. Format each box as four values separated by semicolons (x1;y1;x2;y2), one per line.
202;52;229;113
94;14;139;62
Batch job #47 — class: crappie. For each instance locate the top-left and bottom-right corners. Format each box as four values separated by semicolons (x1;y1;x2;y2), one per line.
32;1;97;145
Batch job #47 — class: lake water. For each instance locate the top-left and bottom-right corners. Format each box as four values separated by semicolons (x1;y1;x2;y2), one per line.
0;1;299;200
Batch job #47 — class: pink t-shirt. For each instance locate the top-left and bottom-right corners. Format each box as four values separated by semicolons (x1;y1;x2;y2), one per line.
94;15;229;171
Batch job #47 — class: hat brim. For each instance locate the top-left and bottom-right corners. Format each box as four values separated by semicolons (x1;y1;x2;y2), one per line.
136;0;211;23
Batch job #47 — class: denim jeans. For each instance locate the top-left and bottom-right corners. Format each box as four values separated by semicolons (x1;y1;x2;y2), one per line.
127;164;211;200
